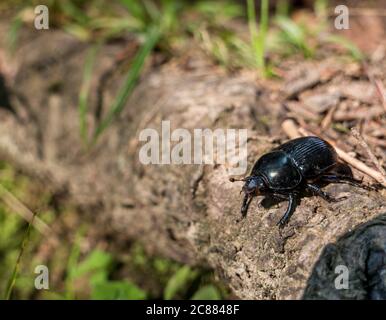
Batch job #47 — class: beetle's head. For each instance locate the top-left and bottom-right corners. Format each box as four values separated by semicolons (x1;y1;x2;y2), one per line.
242;176;266;196
230;175;266;196
229;175;267;217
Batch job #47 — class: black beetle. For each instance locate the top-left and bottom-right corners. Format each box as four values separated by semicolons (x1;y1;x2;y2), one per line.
230;136;370;226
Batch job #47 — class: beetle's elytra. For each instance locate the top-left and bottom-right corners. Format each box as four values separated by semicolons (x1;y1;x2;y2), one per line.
230;136;370;226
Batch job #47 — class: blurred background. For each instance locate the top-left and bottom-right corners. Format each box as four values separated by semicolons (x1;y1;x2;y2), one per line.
0;0;385;300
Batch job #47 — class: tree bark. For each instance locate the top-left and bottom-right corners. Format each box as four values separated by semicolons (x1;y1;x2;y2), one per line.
1;27;386;299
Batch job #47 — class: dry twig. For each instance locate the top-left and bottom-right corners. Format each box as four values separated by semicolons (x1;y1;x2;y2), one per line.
321;104;338;130
363;63;386;113
0;183;50;235
281;119;386;187
351;127;386;184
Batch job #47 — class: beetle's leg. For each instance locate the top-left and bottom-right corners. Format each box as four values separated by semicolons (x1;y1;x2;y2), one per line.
270;193;289;201
330;162;353;177
306;183;344;202
259;193;288;209
277;193;297;227
320;174;373;191
240;194;252;219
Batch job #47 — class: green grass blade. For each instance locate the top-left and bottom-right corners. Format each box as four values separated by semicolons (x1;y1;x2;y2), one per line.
92;27;160;143
78;45;99;145
7;15;22;53
4;211;36;300
247;0;269;73
142;0;161;22
164;266;198;300
191;284;221;300
257;0;269;69
160;0;179;32
275;16;313;58
325;35;364;61
65;227;85;300
194;0;243;19
314;0;328;19
118;0;146;21
247;0;258;64
59;0;90;26
276;0;290;17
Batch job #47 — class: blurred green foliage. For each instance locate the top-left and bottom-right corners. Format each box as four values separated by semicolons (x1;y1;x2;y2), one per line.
4;0;363;142
0;162;54;299
0;162;226;300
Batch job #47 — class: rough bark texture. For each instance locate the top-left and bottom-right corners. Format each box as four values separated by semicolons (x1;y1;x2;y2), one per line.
1;26;386;299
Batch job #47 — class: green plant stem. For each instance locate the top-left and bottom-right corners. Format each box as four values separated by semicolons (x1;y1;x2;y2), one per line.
247;0;258;63
257;0;269;70
92;27;160;143
65;227;85;300
7;16;22;53
247;0;269;74
4;212;36;300
78;45;99;145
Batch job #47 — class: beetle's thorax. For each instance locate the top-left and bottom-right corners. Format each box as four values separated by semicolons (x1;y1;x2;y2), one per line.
251;151;303;190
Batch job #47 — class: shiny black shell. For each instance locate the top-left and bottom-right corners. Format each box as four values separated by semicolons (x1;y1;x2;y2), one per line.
251;136;338;190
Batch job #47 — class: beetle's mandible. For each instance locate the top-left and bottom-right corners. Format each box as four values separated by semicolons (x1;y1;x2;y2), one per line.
230;136;371;226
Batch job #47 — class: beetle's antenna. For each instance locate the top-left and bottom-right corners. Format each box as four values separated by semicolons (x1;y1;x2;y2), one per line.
229;177;247;183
